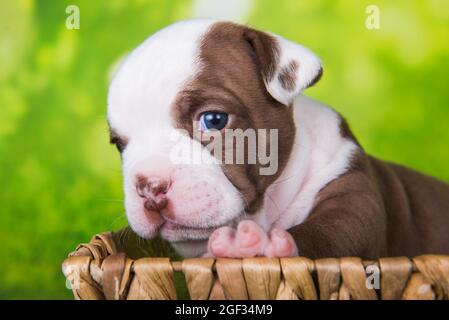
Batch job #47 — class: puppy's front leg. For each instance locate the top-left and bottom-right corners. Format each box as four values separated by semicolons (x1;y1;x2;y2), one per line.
208;170;387;259
207;220;298;258
288;189;387;259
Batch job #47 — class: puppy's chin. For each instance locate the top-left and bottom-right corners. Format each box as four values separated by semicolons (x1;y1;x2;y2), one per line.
159;221;218;242
126;209;163;240
127;206;241;242
129;218;231;242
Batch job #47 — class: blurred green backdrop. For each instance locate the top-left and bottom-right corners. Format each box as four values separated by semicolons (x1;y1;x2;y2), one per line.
1;0;448;299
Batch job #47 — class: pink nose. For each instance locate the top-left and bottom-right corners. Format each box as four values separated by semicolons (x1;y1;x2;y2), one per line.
136;176;169;211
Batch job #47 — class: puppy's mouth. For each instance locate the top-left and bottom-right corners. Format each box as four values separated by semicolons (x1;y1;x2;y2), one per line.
143;207;237;242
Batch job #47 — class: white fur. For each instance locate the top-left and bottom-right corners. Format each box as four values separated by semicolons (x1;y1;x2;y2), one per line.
254;95;359;231
108;19;214;137
107;19;244;242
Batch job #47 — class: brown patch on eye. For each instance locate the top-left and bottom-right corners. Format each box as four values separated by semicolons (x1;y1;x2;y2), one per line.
171;22;296;214
278;60;299;91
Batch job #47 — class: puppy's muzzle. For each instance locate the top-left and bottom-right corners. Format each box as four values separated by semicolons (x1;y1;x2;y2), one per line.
136;176;169;211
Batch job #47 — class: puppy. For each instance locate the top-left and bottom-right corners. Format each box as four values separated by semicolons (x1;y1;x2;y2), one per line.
107;19;449;259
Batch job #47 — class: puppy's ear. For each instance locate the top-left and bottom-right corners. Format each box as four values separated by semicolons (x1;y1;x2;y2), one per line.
244;28;322;106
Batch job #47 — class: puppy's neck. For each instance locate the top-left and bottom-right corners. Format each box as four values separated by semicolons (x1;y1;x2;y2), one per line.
252;95;359;231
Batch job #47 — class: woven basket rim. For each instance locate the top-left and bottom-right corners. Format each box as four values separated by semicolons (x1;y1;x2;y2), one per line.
62;230;449;300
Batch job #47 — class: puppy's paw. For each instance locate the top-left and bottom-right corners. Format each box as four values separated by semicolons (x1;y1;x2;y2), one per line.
207;220;297;258
264;228;298;257
207;226;237;257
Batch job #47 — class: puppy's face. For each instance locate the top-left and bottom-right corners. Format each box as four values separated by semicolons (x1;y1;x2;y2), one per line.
107;20;322;242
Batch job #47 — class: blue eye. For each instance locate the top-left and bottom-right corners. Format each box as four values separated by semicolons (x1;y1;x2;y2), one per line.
199;112;229;131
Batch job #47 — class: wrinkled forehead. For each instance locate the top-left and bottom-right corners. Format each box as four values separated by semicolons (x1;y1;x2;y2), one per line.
107;19;216;135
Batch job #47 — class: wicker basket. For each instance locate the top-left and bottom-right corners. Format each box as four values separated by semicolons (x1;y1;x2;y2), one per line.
62;228;449;300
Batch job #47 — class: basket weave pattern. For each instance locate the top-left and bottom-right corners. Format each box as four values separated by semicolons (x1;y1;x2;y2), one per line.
62;232;449;300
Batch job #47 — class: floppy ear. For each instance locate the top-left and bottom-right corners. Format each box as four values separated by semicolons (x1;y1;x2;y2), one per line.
244;28;322;106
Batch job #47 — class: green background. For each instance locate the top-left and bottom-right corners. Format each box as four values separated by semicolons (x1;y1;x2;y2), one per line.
1;0;448;299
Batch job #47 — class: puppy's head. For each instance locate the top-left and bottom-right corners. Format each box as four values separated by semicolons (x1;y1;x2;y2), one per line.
107;20;322;242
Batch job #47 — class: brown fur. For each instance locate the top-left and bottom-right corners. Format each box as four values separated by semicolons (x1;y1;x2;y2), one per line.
288;138;449;259
339;116;361;147
171;22;295;213
278;60;299;91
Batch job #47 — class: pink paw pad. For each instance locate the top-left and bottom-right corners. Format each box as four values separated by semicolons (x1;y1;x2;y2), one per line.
207;227;236;257
235;221;268;257
207;221;298;258
264;228;298;257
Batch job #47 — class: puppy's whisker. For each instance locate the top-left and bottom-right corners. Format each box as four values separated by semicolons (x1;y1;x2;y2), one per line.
100;198;125;203
107;213;127;229
120;227;132;246
137;234;146;249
